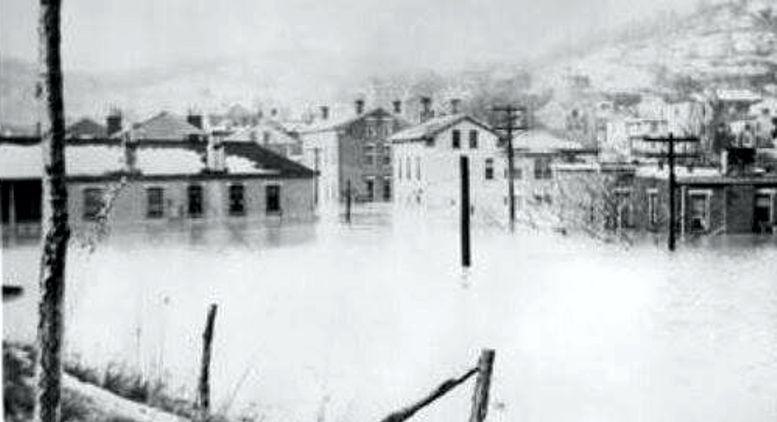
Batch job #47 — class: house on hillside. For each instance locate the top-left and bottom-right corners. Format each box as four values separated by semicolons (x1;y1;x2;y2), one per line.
389;114;506;221
299;100;406;205
67;118;108;139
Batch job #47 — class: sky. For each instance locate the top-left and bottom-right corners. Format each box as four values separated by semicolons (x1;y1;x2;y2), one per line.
0;0;701;74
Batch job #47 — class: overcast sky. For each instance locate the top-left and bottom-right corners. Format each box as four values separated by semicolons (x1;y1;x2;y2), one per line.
1;0;700;73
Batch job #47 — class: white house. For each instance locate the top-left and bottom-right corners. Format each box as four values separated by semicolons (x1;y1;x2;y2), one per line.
389;114;507;221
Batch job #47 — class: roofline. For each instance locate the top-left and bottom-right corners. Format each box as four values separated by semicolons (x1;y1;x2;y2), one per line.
300;107;396;134
389;114;498;142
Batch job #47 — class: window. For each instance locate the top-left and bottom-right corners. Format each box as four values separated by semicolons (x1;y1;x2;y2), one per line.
82;188;104;220
485;158;494;180
365;179;375;200
382;145;391;165
469;130;478;149
533;157;552;179
688;191;710;232
452;130;461;149
146;187;164;219
364;144;376;165
187;185;204;218
382;178;391;201
406;156;411;180
615;190;633;228
754;190;774;233
397;157;403;181
229;184;246;216
415;156;421;180
262;131;271;144
647;190;659;227
265;185;281;214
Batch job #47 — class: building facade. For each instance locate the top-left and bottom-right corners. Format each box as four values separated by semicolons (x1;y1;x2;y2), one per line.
299;104;405;205
390;114;507;221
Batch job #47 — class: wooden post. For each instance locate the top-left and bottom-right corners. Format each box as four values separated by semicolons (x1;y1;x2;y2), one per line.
345;179;352;224
197;304;218;417
668;134;676;252
469;349;495;422
460;156;471;268
34;0;70;421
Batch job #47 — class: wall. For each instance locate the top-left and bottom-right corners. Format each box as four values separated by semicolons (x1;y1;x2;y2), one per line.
392;120;507;222
68;176;315;230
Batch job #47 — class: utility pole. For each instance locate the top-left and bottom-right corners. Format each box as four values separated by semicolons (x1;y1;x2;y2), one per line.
493;105;528;232
345;179;352;224
468;349;496;422
643;133;699;252
197;304;218;420
460;156;471;268
35;0;70;421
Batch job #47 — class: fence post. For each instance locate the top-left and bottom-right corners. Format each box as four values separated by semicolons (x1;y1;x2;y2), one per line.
345;179;352;224
198;304;218;418
468;349;495;422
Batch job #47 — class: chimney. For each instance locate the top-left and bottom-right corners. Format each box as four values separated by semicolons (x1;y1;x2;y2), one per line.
122;132;138;173
187;110;203;130
450;98;461;115
208;136;226;173
420;96;433;122
355;99;365;115
320;106;330;120
392;100;402;115
106;109;122;136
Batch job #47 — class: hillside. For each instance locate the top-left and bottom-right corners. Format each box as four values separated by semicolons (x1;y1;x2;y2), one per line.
534;0;777;95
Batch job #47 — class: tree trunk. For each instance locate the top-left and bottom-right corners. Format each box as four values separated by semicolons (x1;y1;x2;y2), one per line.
34;1;70;421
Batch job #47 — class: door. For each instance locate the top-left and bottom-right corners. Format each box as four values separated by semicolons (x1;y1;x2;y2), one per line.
754;193;772;233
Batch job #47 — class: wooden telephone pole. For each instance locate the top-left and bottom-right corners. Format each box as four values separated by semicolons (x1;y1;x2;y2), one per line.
493;105;528;232
643;133;699;251
35;0;71;421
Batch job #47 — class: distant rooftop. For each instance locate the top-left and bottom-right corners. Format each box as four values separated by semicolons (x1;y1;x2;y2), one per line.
389;114;493;142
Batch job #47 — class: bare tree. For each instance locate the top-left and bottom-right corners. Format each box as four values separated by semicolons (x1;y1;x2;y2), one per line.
34;1;70;422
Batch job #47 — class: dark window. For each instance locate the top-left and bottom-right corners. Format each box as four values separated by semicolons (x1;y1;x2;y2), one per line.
262;131;271;144
187;185;203;218
406;156;411;180
533;157;552;179
364;144;376;165
383;178;391;201
83;188;104;220
452;130;461;149
146;187;164;219
689;193;708;232
365;179;375;200
485;158;494;180
415;157;421;180
265;185;281;214
469;130;478;149
229;184;246;216
382;145;391;165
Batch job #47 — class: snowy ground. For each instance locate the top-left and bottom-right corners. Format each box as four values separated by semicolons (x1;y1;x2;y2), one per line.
3;205;777;422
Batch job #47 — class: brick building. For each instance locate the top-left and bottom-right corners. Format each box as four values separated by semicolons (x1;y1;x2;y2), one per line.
299;101;406;205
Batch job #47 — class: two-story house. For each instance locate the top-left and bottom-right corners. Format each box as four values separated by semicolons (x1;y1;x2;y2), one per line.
389;114;506;221
299;101;406;206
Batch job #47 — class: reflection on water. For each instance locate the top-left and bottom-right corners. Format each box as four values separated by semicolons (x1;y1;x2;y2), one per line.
3;205;777;422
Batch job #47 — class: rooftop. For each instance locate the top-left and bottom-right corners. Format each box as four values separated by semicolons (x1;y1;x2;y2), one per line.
389;114;493;142
113;111;205;141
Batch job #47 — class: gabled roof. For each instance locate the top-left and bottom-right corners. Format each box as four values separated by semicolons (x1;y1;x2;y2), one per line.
222;141;315;178
113;111;205;141
301;107;398;133
226;119;300;144
67;118;107;139
389;114;495;142
0;136;315;180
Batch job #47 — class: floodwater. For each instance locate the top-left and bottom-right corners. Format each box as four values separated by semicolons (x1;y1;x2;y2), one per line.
3;205;777;422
